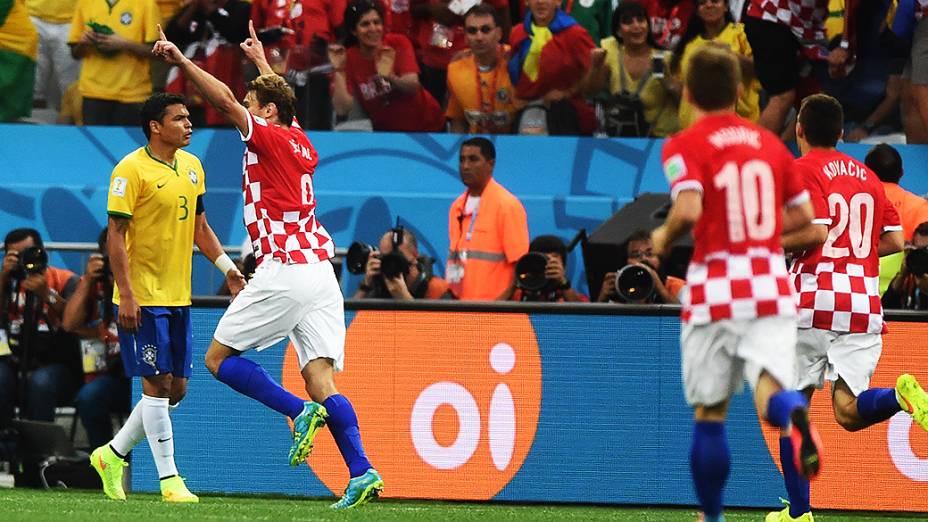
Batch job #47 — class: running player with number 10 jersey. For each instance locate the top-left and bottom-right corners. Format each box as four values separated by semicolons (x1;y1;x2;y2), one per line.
766;94;928;522
651;46;823;522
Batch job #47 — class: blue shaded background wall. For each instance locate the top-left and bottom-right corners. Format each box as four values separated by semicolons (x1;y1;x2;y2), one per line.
1;125;926;296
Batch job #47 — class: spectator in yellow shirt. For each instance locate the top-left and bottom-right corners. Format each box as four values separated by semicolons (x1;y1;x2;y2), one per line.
669;0;759;129
26;0;80;112
0;0;38;121
68;0;161;125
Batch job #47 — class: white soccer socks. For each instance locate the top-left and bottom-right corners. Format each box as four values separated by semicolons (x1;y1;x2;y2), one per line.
141;394;178;479
110;400;146;457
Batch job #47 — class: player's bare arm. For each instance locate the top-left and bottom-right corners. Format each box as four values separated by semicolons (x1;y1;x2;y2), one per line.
240;21;275;77
781;201;825;253
652;190;702;257
107;215;140;331
193;212;246;298
878;230;904;257
152;25;250;136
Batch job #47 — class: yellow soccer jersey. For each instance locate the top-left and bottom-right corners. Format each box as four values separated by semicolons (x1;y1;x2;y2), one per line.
68;0;160;102
107;146;205;307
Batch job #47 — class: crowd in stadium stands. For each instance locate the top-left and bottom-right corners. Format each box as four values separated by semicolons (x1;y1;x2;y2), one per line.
1;0;928;141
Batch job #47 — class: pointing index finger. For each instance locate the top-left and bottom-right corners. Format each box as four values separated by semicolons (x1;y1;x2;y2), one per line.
249;20;257;40
157;23;167;41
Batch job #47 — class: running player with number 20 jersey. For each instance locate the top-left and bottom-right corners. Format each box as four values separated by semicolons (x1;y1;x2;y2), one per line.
652;46;824;522
766;95;928;522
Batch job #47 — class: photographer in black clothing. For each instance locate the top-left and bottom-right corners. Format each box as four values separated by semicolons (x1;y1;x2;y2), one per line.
0;228;81;429
883;222;928;310
351;227;454;300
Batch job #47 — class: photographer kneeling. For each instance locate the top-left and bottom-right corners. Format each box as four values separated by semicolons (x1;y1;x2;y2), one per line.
0;228;81;429
882;222;928;310
62;228;130;450
513;236;589;302
597;229;684;304
351;227;454;300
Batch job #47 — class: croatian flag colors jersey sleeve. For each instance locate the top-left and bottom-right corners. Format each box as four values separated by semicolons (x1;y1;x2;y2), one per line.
662;113;808;325
789;149;902;334
240;111;335;265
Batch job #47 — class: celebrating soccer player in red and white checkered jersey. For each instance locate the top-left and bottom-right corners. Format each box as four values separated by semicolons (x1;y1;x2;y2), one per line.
768;94;928;522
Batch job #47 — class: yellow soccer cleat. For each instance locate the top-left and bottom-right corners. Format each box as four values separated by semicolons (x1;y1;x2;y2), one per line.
160;475;199;503
896;374;928;432
766;500;813;522
90;445;127;501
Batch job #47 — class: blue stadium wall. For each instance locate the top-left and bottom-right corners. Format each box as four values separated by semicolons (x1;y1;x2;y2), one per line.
2;125;928;297
127;306;928;511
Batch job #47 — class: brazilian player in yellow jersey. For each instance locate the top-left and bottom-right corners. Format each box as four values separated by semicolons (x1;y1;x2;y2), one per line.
89;92;246;503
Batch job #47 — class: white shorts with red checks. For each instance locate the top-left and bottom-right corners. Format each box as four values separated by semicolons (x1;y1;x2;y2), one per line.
681;315;797;407
795;327;882;396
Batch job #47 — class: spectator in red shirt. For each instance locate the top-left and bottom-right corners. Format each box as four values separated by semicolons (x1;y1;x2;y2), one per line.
508;0;596;135
328;0;445;131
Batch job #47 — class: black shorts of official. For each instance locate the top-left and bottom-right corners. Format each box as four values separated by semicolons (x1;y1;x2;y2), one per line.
744;15;801;96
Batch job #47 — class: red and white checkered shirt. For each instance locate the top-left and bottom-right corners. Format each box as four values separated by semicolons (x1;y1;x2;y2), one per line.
789;149;902;334
663;113;807;325
241;112;335;266
746;0;829;48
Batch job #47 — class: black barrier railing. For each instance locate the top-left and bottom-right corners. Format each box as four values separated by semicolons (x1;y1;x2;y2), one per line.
189;296;928;321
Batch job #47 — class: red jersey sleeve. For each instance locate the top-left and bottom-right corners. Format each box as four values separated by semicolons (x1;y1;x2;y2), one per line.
241;111;276;155
795;160;829;225
662;136;703;200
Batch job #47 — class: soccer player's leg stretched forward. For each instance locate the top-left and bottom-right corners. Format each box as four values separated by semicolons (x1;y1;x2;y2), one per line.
204;260;382;510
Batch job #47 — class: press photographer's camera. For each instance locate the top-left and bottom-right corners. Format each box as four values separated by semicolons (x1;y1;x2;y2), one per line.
11;246;48;280
615;264;654;302
346;223;410;280
907;246;928;278
514;252;558;295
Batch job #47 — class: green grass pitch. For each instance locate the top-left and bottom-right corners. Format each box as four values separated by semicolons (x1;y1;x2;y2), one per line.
0;489;925;521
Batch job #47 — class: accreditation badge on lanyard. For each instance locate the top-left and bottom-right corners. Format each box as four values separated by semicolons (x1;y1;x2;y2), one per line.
446;200;479;296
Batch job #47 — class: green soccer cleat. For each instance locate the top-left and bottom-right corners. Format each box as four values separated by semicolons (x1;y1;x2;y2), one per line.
288;402;328;466
90;444;127;501
160;475;198;503
896;374;928;432
765;499;813;522
330;469;384;510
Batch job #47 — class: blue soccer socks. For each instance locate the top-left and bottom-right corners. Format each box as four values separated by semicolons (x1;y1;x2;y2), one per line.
779;436;811;517
856;388;901;426
767;390;808;428
216;356;304;419
323;394;372;478
691;421;730;520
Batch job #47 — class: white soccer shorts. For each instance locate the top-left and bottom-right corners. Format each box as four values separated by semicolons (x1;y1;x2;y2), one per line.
681;315;798;407
795;328;882;396
213;259;346;371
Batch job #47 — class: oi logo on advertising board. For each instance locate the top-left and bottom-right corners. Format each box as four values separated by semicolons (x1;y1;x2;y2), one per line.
282;311;543;500
760;322;928;511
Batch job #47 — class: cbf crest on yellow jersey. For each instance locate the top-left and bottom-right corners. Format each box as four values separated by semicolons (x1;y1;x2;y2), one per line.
107;146;205;307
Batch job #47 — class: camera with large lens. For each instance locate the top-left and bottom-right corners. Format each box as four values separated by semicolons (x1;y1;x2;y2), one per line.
11;246;49;280
907;246;928;277
346;224;411;280
514;252;558;298
615;264;655;302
